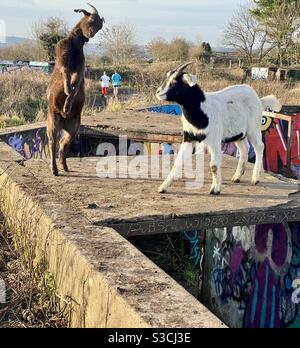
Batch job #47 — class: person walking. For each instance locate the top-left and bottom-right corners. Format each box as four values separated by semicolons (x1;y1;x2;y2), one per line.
111;70;122;97
100;71;110;98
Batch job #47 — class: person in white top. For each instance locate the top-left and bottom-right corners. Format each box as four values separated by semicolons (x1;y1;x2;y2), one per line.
100;72;110;97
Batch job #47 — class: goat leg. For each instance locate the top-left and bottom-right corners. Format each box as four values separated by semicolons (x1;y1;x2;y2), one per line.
58;117;80;172
63;73;82;116
62;67;71;96
58;131;72;172
63;88;76;116
158;142;193;193
47;115;59;176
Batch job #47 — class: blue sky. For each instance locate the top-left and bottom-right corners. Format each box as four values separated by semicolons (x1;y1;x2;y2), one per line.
1;0;248;45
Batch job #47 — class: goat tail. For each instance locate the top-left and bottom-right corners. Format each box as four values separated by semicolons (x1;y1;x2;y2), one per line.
261;95;282;112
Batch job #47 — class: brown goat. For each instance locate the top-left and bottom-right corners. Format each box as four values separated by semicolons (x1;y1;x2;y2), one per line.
47;3;104;176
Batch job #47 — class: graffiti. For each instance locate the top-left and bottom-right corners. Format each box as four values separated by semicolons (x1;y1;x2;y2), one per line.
2;128;78;160
208;222;300;328
5;129;49;159
8;134;25;157
213;244;222;263
141;104;182;116
251;67;269;81
182;231;201;268
211;229;253;310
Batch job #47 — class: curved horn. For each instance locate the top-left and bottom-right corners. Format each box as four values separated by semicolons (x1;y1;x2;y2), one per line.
87;3;99;15
175;61;194;75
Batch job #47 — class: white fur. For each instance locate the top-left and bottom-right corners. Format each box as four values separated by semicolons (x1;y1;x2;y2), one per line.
158;83;281;194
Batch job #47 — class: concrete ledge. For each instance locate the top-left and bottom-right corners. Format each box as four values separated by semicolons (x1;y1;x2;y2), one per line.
0;143;225;328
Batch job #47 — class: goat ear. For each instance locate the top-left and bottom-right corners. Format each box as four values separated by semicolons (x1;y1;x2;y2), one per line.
74;9;91;16
183;74;197;87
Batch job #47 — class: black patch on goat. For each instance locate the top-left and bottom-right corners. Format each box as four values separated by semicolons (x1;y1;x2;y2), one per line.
183;132;206;143
223;133;246;143
166;74;209;129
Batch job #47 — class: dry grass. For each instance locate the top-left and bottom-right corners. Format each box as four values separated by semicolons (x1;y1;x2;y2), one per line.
0;72;100;128
0;64;299;128
0;71;48;127
106;96;123;112
0;214;68;328
124;62;300;107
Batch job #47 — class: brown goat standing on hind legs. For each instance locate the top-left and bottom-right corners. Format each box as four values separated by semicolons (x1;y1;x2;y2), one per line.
47;4;104;176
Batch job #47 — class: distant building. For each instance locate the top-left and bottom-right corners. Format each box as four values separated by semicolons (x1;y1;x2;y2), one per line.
250;67;300;81
0;60;54;73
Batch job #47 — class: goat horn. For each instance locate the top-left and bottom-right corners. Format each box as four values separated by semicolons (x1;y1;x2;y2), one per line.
87;3;99;15
175;61;194;75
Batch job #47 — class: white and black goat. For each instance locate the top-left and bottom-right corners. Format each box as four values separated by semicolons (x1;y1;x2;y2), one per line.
156;62;282;195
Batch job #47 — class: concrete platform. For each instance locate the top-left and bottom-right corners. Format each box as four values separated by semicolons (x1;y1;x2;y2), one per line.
0;141;225;328
80;110;182;143
1;109;300;328
23;155;300;237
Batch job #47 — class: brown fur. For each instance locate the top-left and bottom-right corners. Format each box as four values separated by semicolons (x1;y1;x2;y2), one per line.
47;5;104;176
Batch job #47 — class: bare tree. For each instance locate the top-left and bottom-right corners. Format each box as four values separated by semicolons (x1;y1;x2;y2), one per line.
223;3;269;65
147;37;190;62
168;38;191;62
98;24;137;65
147;38;171;61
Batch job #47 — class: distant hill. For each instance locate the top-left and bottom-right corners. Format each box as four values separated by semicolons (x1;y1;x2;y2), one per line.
0;35;103;56
0;36;235;58
0;36;34;48
212;46;235;53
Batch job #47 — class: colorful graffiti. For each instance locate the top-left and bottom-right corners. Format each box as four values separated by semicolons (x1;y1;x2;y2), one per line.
261;114;300;177
4;128;49;160
141;104;182;116
206;223;300;328
182;231;201;268
1;128;73;160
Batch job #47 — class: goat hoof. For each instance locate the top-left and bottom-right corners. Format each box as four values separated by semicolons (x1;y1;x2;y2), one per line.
158;186;166;194
52;169;59;176
63;109;71;117
232;177;241;183
252;180;259;185
210;187;220;195
63;104;72;116
59;163;69;172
